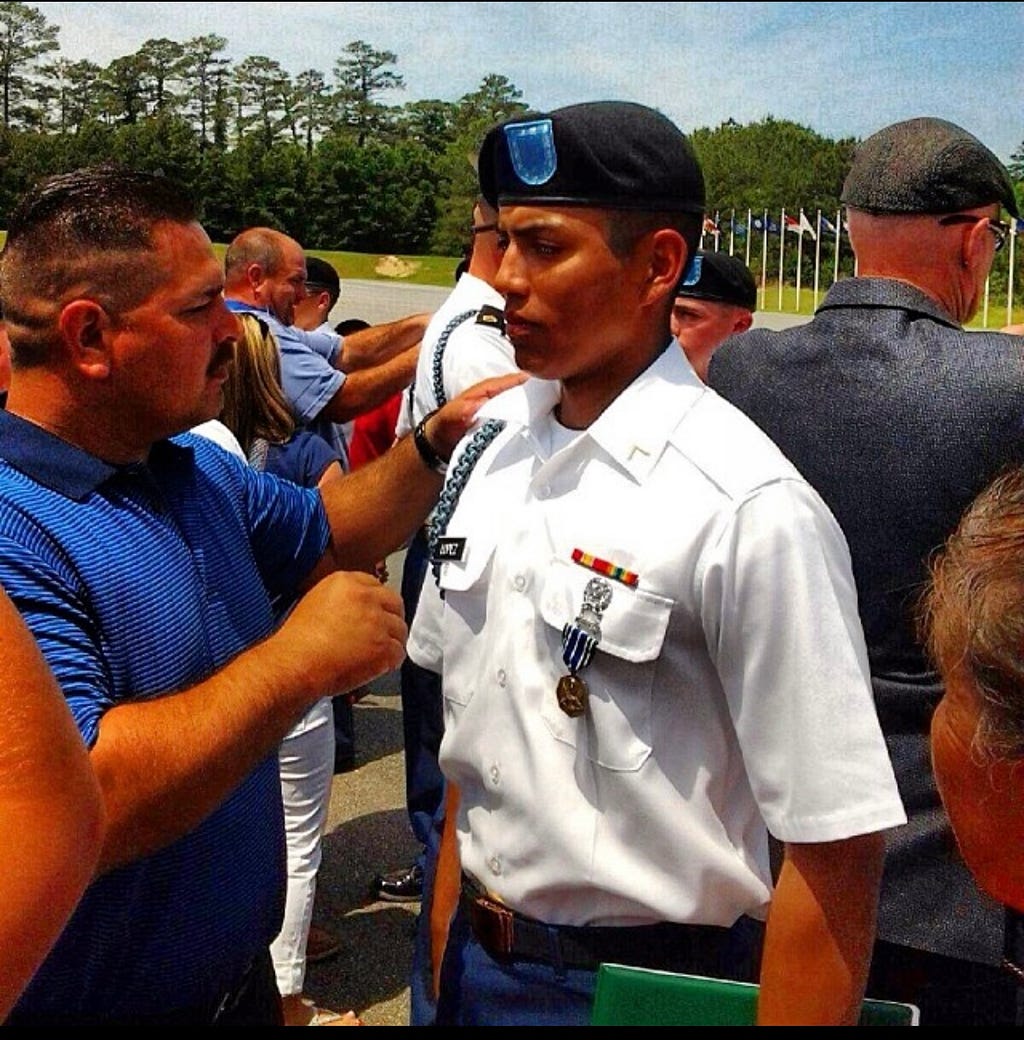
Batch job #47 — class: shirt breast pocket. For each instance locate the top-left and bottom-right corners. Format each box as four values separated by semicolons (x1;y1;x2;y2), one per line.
435;531;497;707
539;555;673;771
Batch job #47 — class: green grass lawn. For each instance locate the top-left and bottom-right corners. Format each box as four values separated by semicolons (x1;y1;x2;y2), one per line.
757;278;1017;329
209;241;461;288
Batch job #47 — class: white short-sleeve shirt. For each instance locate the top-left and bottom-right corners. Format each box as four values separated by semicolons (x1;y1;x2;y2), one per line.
409;344;905;928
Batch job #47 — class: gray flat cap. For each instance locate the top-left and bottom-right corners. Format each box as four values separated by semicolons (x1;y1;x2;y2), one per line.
841;117;1018;218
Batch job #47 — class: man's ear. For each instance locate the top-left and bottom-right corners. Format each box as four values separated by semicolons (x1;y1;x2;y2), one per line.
246;262;265;296
641;229;687;306
58;300;112;379
963;217;995;275
733;310;754;335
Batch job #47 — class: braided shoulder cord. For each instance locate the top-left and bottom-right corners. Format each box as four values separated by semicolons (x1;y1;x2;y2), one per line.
430;310;478;407
428;417;507;586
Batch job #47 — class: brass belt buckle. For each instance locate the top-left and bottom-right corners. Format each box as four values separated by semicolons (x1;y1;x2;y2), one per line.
469;895;516;962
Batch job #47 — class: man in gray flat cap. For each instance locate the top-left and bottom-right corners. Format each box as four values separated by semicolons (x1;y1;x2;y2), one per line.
409;100;905;1026
709;116;1024;1025
671;250;756;380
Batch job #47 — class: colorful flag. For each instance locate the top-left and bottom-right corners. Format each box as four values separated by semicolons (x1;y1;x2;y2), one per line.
799;211;817;240
819;214;836;235
752;215;779;233
703;216;719;235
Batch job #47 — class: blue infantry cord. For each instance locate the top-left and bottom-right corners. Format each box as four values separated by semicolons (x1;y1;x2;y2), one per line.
428;418;507;587
430;310;478;407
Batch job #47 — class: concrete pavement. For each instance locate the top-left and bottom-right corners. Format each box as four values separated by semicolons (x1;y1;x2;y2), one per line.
333;277;812;332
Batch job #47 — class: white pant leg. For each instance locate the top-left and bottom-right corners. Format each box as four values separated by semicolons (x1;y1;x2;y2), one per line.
270;696;335;996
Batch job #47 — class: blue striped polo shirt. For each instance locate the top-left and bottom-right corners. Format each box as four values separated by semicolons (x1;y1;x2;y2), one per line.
0;409;330;1022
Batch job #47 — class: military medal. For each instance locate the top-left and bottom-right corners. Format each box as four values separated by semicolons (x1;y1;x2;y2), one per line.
558;576;613;718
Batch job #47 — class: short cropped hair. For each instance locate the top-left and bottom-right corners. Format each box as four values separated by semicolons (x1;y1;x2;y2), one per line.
304;255;341;309
335;317;370;336
922;466;1024;759
0;164;197;367
605;210;702;266
224;228;288;284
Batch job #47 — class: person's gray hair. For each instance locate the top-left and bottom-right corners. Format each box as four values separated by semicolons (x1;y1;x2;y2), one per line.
923;466;1024;759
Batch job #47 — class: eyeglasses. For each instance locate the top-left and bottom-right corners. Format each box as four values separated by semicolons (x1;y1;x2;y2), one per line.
469;222;498;237
937;214;1010;253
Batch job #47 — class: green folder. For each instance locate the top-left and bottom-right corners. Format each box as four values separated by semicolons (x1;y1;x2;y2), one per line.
591;963;919;1026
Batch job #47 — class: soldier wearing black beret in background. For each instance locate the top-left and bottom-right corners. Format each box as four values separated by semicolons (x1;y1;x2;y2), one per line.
672;250;756;380
709;116;1024;1025
407;99;905;1026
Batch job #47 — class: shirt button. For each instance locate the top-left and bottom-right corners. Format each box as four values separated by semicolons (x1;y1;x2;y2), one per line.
489;856;502;876
489;764;501;786
513;574;526;592
537;485;551;500
497;668;507;687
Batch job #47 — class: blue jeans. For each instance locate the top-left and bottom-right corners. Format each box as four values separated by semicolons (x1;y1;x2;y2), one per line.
435;903;597;1026
434;901;763;1026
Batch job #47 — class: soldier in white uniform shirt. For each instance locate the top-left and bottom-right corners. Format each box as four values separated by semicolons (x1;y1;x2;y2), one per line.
395;197;519;441
408;100;906;1027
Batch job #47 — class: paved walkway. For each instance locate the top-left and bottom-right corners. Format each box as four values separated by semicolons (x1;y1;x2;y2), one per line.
334;278;812;332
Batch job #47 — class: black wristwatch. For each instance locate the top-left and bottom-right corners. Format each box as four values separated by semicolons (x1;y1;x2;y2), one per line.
413;414;448;475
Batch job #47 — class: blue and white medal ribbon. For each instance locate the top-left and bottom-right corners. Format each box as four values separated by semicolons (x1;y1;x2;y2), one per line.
557;577;612;717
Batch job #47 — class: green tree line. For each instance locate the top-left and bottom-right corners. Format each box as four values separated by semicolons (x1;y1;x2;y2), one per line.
0;1;1020;291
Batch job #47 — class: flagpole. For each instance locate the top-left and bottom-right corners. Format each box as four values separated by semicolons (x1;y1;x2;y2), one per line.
833;208;841;285
813;208;822;309
778;208;786;311
1008;226;1017;325
760;209;769;311
745;208;752;267
795;210;805;312
714;209;721;253
729;209;735;256
983;276;990;328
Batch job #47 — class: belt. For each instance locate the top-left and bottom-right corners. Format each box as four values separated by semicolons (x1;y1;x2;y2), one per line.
460;874;742;973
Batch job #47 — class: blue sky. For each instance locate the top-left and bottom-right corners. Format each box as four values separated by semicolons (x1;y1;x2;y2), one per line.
32;2;1023;161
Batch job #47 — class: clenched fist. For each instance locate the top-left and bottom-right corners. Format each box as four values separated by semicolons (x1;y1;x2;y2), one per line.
275;570;407;703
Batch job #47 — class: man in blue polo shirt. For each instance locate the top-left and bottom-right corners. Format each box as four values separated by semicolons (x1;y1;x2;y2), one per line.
222;226;424;464
0;165;517;1026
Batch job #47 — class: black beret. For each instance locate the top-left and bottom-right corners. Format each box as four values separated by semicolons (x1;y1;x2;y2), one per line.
841;117;1019;218
478;101;705;214
676;251;757;311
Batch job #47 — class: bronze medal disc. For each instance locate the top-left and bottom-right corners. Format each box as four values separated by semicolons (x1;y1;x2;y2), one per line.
556;674;588;718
